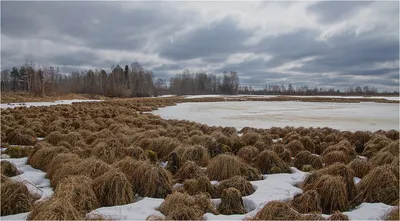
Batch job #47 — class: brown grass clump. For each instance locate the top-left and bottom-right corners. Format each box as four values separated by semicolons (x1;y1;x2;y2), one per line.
278;148;292;164
236;146;260;165
44;131;65;145
130;160;173;198
125;146;147;160
4;146;30;158
158;192;215;219
166;205;203;220
1;180;35;216
303;163;356;202
27;198;85;220
1;161;20;177
91;140;127;164
308;175;350;214
322;140;356;160
381;140;399;156
328;211;349;220
46;153;81;179
384;206;399;220
93;169;134;206
217;187;246;215
294;151;323;171
290;190;322;213
324;133;337;143
350;131;372;145
369;151;395;166
206;154;262;181
240;132;260;146
323;150;350;165
217;175;255;197
348;158;371;178
182;176;215;196
256;150;291;174
300;136;317;153
76;157;112;180
140;136;180;160
284;140;305;156
251;200;301;220
175;161;206;183
362;135;392;158
5;128;37;145
179;144;210;167
28;146;69;170
1;174;9;183
54;175;100;212
353;165;399;205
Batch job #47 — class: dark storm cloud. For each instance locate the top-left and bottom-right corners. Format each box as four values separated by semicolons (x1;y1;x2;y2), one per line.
158;18;252;61
308;1;373;24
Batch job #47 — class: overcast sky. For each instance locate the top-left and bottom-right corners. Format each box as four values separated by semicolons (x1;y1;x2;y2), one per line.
1;1;399;91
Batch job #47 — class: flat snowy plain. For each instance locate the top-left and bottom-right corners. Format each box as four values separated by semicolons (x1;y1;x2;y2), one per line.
152;101;399;132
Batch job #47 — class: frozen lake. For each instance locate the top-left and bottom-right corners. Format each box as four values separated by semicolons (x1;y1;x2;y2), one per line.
152;101;400;132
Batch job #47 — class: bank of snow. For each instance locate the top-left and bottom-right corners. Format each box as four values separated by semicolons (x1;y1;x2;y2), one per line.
152;101;399;132
0;99;102;109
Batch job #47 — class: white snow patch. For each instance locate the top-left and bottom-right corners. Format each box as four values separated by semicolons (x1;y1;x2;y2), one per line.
87;198;164;220
0;212;29;220
342;202;394;220
1;99;102;109
152;101;399;132
0;157;53;201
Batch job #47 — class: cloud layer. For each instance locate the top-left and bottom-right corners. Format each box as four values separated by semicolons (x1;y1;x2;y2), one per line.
1;1;399;91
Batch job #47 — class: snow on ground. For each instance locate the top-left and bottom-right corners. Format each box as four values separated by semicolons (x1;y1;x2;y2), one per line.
0;99;102;109
87;198;164;220
288;95;400;101
0;157;53;201
152;101;399;132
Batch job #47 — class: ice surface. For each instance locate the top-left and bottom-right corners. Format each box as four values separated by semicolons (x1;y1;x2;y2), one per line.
152;101;399;132
0;99;102;109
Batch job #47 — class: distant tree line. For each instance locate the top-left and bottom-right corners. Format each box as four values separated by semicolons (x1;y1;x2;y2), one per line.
239;84;398;96
0;62;240;97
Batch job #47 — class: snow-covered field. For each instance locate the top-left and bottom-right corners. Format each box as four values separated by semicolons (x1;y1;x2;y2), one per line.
0;99;102;109
182;94;399;101
152;101;399;132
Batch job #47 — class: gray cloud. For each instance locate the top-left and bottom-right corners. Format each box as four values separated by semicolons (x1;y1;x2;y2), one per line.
308;1;373;24
1;1;399;92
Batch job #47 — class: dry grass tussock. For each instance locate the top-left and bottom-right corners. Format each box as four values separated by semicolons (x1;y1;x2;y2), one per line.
306;175;350;214
93;169;134;206
250;200;302;220
347;158;371;178
158;192;217;219
54;175;100;212
284;140;305;156
139;136;180;160
182;176;215;196
46;153;81;179
300;136;317;153
128;160;172;198
294;150;323;171
328;211;349;220
353;165;399;205
256;150;291;174
323;150;351;165
362;134;392;158
381;140;399;155
240;132;260;146
301;213;327;220
5;128;37;145
1;160;20;177
217;187;246;215
303;163;356;202
172;144;210;167
236;146;260;165
28;145;70;170
216;175;255;197
369;151;396;166
27;197;85;220
4;145;31;158
1;180;35;216
175;160;205;183
206;154;262;181
290;190;322;213
322;140;356;160
91;139;127;164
